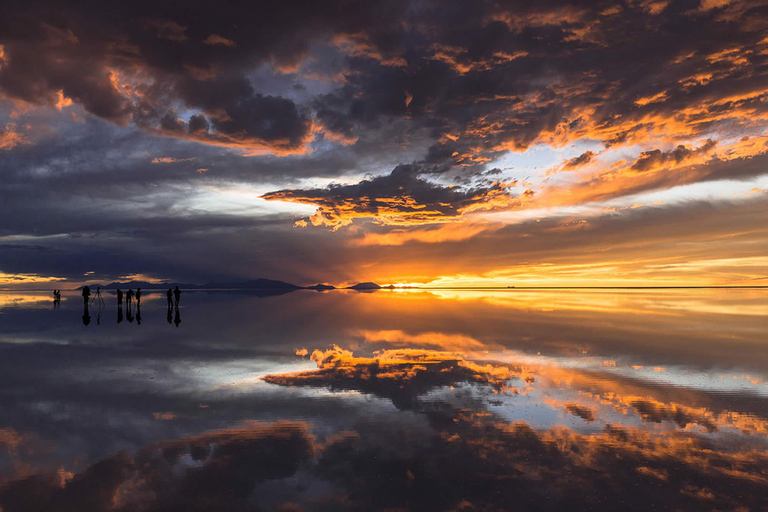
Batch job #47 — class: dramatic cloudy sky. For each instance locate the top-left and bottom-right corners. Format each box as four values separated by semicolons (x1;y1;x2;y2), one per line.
1;0;767;287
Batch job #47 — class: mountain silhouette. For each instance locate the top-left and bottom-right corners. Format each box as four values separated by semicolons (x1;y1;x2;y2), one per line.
348;282;381;290
307;283;335;291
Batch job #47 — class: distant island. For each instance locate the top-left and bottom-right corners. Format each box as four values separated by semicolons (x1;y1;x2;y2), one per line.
306;283;336;291
346;282;381;290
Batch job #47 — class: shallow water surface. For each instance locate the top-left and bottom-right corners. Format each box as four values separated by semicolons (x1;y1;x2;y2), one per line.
0;289;767;511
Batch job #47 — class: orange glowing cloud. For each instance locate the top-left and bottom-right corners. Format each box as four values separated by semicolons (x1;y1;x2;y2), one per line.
352;329;488;351
0;271;66;288
0;124;29;150
151;110;316;157
354;221;499;246
331;33;407;67
429;44;528;74
0;428;25;455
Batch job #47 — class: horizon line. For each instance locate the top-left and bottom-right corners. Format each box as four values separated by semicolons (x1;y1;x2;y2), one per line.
2;285;767;292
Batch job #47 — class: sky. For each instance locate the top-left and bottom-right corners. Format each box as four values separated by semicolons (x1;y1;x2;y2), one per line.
1;0;767;288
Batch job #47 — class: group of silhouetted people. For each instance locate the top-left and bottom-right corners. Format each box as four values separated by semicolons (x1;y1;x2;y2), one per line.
167;287;181;327
52;289;61;308
115;287;142;325
75;285;181;327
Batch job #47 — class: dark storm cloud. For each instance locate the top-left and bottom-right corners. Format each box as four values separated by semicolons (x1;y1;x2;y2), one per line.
4;0;768;160
0;0;410;153
262;164;516;227
307;0;768;154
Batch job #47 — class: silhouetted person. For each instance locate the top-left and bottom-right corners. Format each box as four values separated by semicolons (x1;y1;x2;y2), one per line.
174;305;181;327
135;288;142;306
116;289;123;305
82;301;91;326
82;285;91;306
166;288;173;308
173;286;181;307
117;302;123;324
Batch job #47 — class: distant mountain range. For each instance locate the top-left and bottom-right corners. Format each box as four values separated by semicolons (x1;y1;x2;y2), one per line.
76;279;385;292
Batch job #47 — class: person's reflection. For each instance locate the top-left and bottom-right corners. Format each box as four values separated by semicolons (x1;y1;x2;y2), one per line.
174;305;181;327
136;303;142;325
126;299;134;323
82;301;91;326
117;300;123;324
167;303;173;324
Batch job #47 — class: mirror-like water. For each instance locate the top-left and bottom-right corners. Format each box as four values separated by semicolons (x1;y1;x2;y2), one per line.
0;289;766;511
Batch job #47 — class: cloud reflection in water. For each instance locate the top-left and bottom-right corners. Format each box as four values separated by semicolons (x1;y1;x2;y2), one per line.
0;289;766;511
